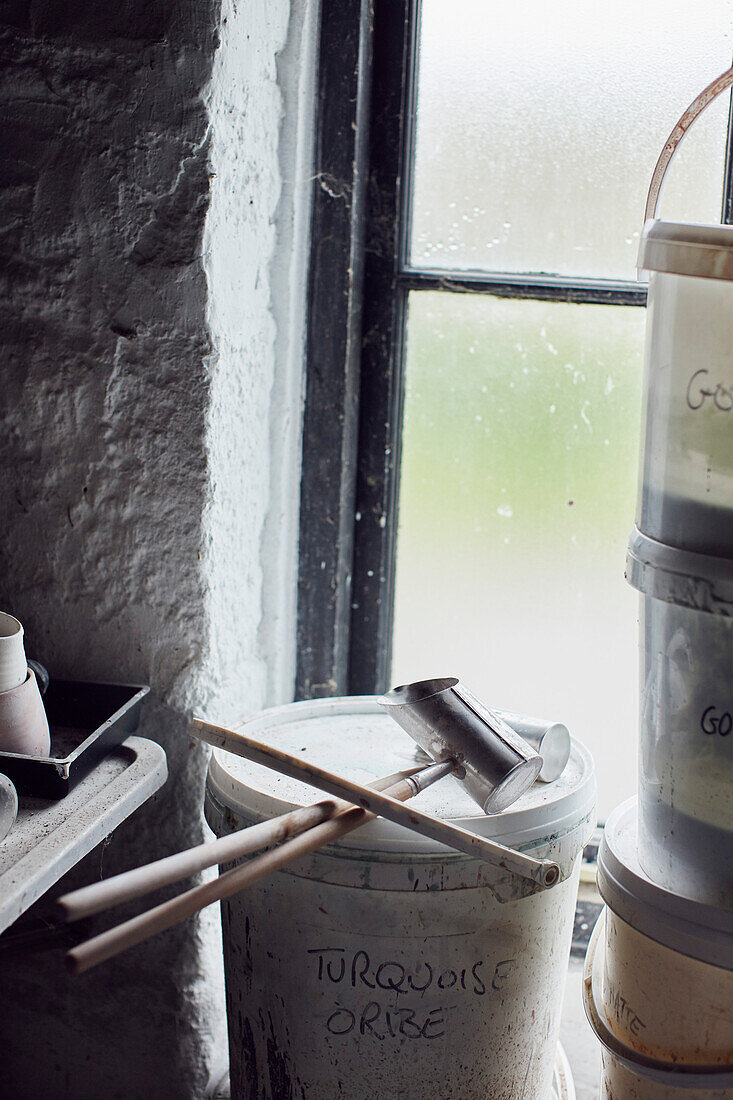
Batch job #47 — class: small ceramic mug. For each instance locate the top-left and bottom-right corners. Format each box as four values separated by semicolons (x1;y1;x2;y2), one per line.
0;668;51;757
0;612;27;694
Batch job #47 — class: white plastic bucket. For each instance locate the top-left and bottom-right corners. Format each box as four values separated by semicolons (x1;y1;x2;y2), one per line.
584;800;733;1098
626;530;733;906
205;696;595;1100
585;918;733;1099
603;908;732;1064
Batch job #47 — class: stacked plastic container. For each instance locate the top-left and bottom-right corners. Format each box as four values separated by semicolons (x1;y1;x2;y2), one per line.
584;217;733;1098
582;128;733;1095
630;219;733;909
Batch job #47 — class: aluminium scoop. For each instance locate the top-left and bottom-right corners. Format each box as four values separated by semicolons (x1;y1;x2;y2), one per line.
379;677;543;814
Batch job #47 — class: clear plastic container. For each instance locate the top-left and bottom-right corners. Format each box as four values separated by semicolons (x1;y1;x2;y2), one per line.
637;220;733;558
636;589;733;906
626;530;733;904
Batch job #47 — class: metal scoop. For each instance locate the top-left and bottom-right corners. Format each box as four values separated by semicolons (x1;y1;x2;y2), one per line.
494;709;571;783
379;677;543;814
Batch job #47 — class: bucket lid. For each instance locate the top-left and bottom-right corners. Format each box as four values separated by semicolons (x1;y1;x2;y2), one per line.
626;526;733;616
207;696;595;856
597;799;733;970
638;219;733;281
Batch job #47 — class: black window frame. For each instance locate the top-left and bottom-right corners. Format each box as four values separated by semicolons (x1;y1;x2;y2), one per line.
296;0;733;702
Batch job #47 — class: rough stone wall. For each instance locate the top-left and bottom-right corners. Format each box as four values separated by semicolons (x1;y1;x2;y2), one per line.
0;0;312;1095
0;0;217;693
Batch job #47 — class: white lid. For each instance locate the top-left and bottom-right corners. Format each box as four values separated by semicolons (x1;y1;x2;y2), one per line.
626;526;733;616
207;696;595;855
597;799;733;970
638;219;733;281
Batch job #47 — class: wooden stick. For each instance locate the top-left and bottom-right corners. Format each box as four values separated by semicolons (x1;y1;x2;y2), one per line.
57;765;425;923
57;802;336;923
67;761;454;975
192;717;560;888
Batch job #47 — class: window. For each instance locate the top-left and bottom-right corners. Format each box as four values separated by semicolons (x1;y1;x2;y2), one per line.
297;0;733;819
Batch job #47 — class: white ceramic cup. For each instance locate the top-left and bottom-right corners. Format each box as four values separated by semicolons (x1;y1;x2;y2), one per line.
0;612;27;694
0;668;51;757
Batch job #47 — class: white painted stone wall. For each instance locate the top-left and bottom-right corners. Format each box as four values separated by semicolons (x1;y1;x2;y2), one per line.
0;0;314;1094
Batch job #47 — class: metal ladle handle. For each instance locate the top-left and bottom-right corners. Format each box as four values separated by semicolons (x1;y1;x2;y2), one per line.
644;65;733;224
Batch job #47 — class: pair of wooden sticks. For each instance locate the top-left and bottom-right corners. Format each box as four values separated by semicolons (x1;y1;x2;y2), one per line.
59;717;560;974
59;753;454;974
191;718;560;887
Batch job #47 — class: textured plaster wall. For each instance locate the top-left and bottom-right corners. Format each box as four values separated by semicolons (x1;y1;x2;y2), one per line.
200;0;311;724
0;0;313;1095
262;0;318;706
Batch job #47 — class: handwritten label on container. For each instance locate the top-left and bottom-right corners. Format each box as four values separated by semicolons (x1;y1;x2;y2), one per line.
701;706;733;736
686;370;733;412
605;980;646;1037
308;947;517;1040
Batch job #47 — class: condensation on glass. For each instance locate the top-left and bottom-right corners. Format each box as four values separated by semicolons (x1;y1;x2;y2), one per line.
391;293;645;818
394;4;733;818
410;0;733;278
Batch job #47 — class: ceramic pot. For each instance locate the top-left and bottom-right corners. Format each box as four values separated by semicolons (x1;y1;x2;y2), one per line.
0;774;17;843
0;669;51;757
0;612;27;694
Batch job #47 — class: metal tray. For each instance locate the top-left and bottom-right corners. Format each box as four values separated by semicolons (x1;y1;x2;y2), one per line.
0;680;150;799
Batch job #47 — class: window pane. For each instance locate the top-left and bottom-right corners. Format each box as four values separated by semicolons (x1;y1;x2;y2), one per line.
391;292;645;819
410;0;733;279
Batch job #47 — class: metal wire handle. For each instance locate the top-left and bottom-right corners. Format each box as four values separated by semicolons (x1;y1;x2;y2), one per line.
644;65;733;224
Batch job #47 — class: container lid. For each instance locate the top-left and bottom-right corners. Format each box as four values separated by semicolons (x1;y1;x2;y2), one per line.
626;526;733;616
597;799;733;970
638;219;733;281
207;696;595;855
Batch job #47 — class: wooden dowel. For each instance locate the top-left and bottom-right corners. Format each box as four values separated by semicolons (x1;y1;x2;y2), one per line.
56;802;338;923
57;764;426;924
67;763;452;975
192;717;560;888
